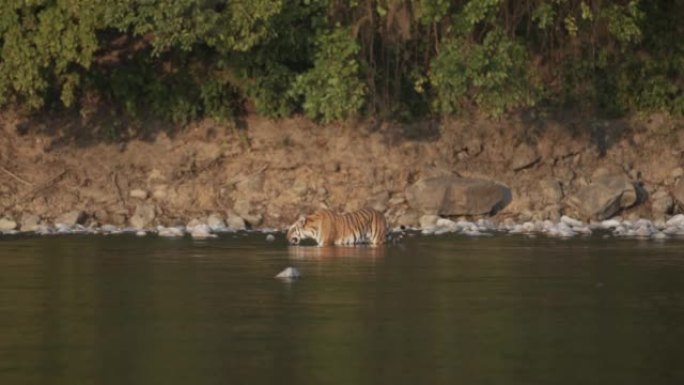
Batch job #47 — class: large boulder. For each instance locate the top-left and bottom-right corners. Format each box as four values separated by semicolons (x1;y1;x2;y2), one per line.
569;175;637;220
405;176;512;216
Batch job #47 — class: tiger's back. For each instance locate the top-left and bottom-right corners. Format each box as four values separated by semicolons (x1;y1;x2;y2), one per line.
287;208;388;246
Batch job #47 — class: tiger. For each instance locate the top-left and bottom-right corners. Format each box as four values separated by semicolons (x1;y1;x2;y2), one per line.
286;208;388;246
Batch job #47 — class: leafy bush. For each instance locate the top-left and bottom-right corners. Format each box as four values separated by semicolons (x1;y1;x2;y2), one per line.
0;1;681;124
291;28;366;123
430;30;537;117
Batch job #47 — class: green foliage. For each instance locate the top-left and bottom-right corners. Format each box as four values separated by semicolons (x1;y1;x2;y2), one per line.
291;28;366;123
430;30;536;117
0;0;681;124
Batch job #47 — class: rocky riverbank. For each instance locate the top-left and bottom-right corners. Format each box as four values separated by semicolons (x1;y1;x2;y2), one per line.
1;111;684;237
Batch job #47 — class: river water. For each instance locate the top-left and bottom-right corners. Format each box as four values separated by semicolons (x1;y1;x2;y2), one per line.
1;232;684;385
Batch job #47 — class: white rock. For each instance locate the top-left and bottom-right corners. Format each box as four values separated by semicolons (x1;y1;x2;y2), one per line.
207;213;227;231
666;214;684;228
652;232;668;240
464;229;490;236
136;230;147;237
435;218;459;232
100;224;119;232
186;218;204;230
275;267;301;279
601;219;622;229
158;226;185;237
266;234;276;242
574;226;592;235
561;215;584;228
190;224;216;239
663;226;684;235
521;221;535;232
421;227;436;235
476;219;495;231
433;227;451;235
634;226;653;238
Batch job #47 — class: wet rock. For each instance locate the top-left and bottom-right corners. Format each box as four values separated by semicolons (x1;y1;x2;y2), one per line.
406;176;512;216
560;215;583;228
157;226;184;237
227;214;247;231
275;267;300;279
207;213;226;231
129;189;149;200
569;175;637;220
666;214;684;228
511;143;541;171
0;216;17;231
266;234;276;242
130;203;156;229
600;219;622;229
19;213;40;232
56;210;87;226
435;218;459;232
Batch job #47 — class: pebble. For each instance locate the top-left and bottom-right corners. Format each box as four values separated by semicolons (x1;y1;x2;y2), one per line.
266;234;276;242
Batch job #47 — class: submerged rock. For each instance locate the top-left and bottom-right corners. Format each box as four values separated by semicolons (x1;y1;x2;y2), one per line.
275;267;301;279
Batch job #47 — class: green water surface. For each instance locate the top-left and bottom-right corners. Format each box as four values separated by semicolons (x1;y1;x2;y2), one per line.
1;233;683;385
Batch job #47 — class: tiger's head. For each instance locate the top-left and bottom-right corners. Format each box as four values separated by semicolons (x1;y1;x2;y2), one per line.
286;214;320;245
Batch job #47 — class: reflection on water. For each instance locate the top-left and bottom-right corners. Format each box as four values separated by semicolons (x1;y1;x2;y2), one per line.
1;233;684;385
288;245;387;260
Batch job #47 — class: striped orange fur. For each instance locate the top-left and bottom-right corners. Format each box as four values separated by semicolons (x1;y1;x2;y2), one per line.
286;208;388;246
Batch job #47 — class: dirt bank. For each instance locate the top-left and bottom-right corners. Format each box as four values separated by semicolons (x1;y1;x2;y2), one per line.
1;110;683;231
